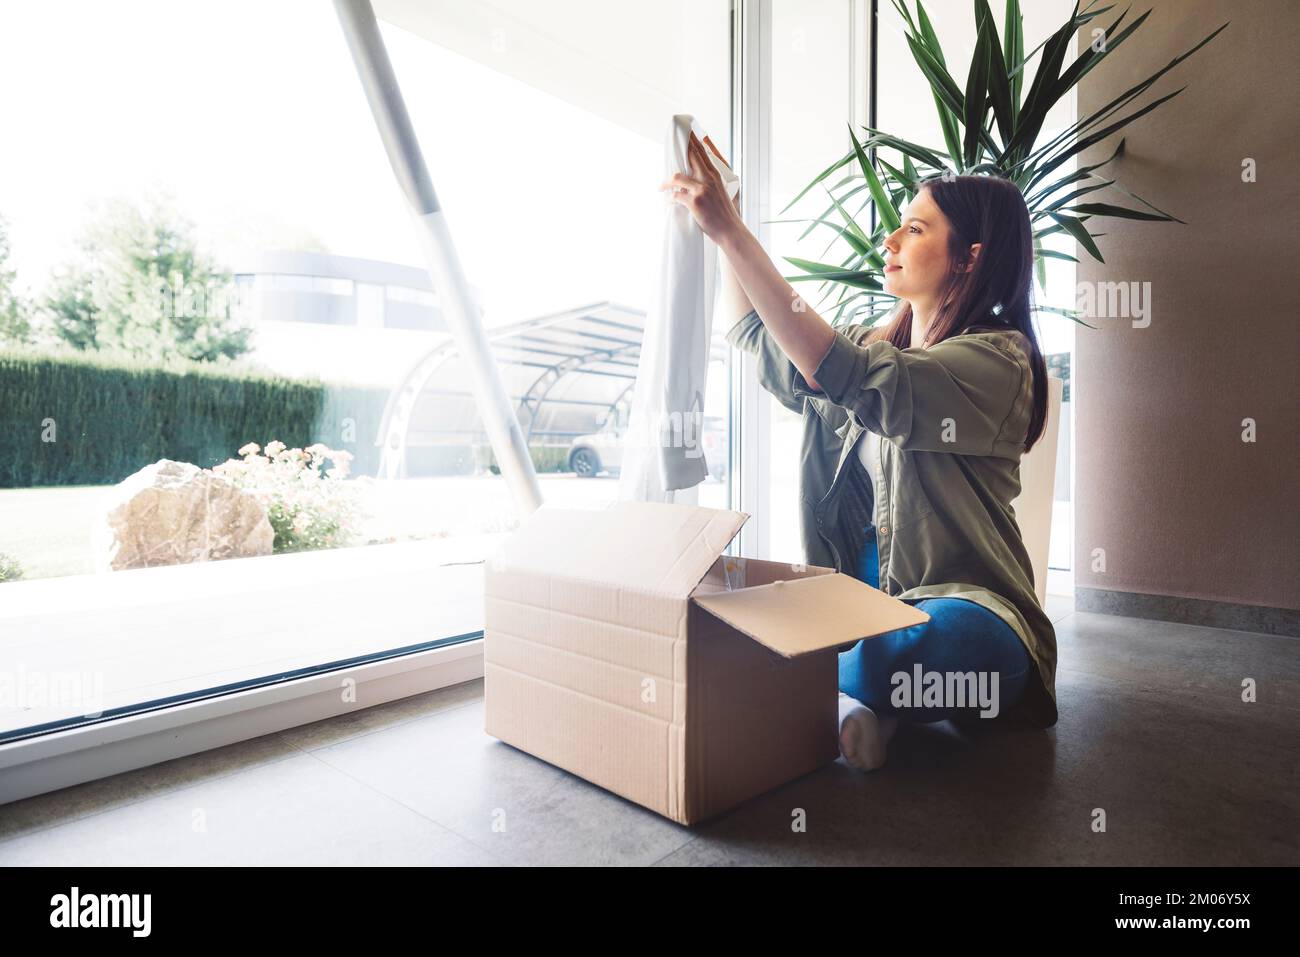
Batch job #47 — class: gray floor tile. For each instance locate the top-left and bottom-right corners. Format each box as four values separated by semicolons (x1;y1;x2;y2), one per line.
1058;612;1300;719
0;752;496;866
0;731;300;843
654;664;1299;866
1044;592;1075;624
309;698;695;866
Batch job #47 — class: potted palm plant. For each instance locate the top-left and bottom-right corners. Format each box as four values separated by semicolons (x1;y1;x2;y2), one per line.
779;0;1228;327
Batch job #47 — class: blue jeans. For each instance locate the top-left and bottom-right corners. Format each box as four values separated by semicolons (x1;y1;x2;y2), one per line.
838;523;1032;723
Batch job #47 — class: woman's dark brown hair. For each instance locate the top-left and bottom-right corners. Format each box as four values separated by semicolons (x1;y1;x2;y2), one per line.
863;173;1049;453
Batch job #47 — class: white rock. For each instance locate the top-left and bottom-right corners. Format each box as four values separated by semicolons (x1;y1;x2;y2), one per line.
94;459;275;571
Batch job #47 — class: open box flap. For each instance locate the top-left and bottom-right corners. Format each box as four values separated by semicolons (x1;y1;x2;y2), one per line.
491;501;748;598
691;573;931;657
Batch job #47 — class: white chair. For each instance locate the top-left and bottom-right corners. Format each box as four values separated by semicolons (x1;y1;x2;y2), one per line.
1009;374;1063;605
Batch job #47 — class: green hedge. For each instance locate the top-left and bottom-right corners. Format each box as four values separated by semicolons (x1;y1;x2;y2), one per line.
0;347;391;488
1;347;583;488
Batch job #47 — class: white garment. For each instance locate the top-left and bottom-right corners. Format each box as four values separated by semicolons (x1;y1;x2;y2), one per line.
857;428;882;481
618;115;740;503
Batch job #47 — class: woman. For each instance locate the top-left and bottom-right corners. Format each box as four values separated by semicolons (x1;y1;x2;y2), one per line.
662;131;1058;771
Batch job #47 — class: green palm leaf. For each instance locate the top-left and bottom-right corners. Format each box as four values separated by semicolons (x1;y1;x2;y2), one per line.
1048;212;1105;264
912;0;966;164
783;257;884;291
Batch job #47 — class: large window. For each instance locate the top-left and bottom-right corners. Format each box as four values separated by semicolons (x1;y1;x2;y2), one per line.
0;0;732;740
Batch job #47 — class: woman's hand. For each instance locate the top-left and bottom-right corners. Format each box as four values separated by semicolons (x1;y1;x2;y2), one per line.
658;131;744;244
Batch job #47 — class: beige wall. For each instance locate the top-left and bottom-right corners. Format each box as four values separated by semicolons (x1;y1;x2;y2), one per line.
1073;0;1299;614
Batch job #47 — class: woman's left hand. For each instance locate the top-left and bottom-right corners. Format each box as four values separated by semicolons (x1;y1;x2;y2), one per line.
658;131;744;245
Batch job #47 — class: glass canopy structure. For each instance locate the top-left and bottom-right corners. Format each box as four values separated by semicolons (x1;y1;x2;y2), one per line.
375;301;728;479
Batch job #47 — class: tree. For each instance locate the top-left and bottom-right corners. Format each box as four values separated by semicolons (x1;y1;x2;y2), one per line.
0;216;33;346
42;193;253;363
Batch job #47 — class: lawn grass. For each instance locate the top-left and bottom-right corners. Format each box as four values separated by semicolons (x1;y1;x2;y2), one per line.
0;485;109;580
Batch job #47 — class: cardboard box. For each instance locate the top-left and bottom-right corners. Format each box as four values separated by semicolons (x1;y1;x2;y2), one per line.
482;500;930;825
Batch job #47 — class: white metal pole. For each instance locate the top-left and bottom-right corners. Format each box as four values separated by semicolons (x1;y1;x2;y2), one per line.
333;0;542;515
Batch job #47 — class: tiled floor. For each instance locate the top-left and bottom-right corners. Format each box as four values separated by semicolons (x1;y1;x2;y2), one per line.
2;595;1297;866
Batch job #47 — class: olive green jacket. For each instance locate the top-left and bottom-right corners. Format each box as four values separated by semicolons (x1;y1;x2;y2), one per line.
725;307;1058;728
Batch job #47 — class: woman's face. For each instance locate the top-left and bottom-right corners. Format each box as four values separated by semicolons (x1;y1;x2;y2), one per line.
881;188;969;302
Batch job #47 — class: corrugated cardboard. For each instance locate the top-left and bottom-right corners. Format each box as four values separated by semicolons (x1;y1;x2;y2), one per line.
482;500;930;826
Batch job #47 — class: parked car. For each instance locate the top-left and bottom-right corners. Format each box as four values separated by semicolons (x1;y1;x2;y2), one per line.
568;415;727;481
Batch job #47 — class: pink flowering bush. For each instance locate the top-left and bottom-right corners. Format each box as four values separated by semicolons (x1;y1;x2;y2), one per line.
213;440;368;554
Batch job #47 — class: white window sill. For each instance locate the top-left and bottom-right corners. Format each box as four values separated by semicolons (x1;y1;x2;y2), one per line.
0;535;506;806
